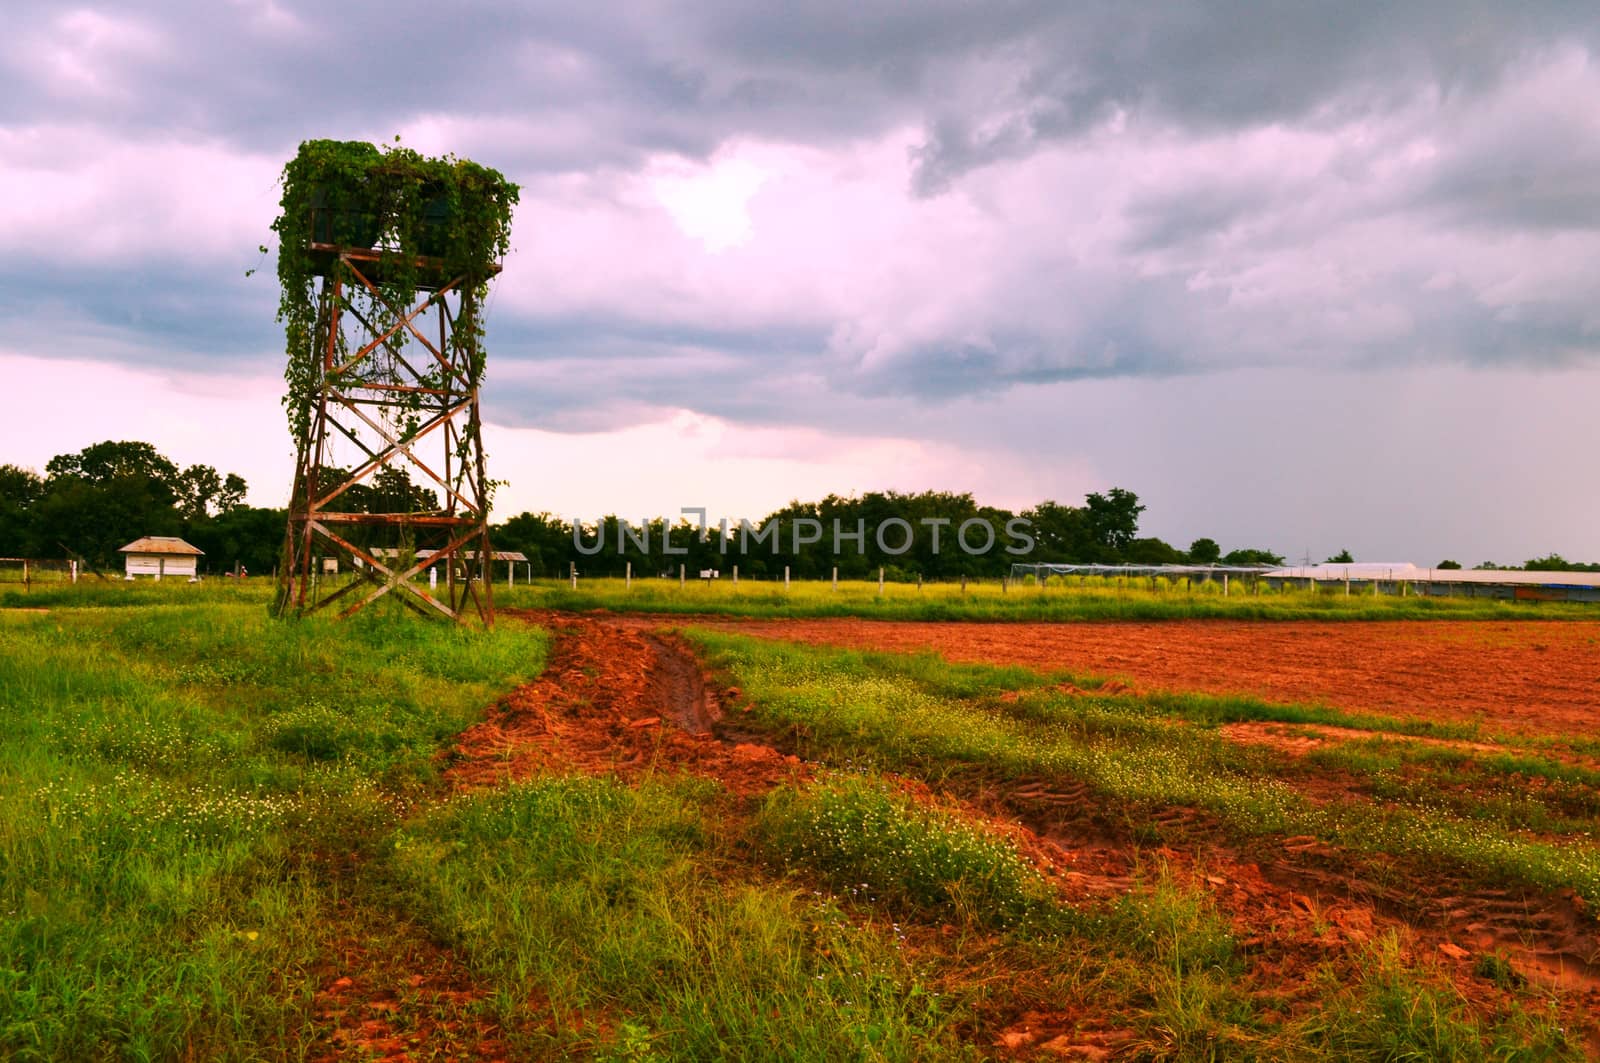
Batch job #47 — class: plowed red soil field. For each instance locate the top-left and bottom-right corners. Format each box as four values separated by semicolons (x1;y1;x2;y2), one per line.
411;611;1600;1056
706;618;1600;736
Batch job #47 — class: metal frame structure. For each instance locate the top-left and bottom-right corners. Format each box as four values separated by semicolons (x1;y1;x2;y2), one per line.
1009;562;1600;601
1010;563;1276;580
277;243;497;624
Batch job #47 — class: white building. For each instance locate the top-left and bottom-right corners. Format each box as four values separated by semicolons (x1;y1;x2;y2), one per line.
119;536;204;580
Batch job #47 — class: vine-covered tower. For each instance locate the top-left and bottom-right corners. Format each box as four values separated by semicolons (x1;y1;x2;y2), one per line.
271;140;518;622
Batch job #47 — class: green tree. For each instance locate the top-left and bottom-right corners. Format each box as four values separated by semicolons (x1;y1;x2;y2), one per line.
186;506;285;575
46;440;180;499
1436;559;1462;570
1222;547;1285;566
218;473;248;514
1123;537;1184;564
1523;553;1599;572
1021;500;1094;562
175;464;224;521
494;511;573;578
1187;537;1221;564
1325;548;1354;564
1085;488;1143;555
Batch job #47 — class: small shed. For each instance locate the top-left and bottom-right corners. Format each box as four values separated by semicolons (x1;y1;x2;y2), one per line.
119;536;204;580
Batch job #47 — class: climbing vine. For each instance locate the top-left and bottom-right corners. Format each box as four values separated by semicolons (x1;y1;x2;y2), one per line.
271;138;519;450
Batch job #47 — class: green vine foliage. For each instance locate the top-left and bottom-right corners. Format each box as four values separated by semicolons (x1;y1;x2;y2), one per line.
271;139;519;464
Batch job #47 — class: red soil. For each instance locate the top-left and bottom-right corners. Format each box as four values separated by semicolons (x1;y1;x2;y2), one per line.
431;611;1600;1056
706;618;1600;737
300;609;1600;1058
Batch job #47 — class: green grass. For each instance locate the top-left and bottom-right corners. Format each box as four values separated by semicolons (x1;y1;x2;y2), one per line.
1304;740;1600;833
392;772;980;1060
755;774;1060;930
0;597;545;1060
496;576;1594;622
0;576;271;610
1300;934;1575;1062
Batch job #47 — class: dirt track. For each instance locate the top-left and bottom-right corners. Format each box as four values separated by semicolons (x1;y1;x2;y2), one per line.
706;618;1600;737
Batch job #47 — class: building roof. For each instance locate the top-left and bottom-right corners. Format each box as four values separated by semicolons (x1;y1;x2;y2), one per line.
119;536;205;556
1267;563;1600;588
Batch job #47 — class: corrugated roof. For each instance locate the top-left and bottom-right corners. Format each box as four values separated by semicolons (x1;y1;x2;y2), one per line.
1267;564;1600;588
119;536;205;556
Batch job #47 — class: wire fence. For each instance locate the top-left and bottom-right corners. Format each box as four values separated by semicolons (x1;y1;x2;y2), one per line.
0;558;81;591
1008;562;1600;602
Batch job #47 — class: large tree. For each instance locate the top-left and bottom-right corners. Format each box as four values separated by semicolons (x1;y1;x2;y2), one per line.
1084;488;1144;554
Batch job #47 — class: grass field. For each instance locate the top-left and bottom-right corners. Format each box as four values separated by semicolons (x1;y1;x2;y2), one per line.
0;590;545;1059
7;574;1592;623
1;585;1594;1059
497;576;1595;622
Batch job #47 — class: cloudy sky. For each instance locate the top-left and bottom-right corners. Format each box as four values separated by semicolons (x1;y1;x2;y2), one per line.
5;1;1599;564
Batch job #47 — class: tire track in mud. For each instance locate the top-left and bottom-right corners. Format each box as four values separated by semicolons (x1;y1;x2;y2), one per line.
446;613;804;794
995;778;1600;993
445;612;1600;1053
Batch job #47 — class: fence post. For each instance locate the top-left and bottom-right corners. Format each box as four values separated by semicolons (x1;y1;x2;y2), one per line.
732;564;738;588
626;561;632;590
917;573;922;592
960;573;967;594
679;564;685;588
878;567;884;596
784;565;790;591
831;566;837;591
569;561;576;591
1222;573;1229;596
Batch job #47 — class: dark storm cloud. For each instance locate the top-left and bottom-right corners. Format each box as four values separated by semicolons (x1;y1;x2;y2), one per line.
9;2;1589;172
473;311;832;430
905;1;1599;192
1419;114;1600;232
8;0;1600;420
0;258;279;369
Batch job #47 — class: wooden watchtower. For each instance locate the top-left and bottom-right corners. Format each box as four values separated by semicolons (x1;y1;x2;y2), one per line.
272;140;516;623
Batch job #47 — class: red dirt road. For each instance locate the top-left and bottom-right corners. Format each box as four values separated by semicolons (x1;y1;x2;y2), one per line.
708;618;1600;736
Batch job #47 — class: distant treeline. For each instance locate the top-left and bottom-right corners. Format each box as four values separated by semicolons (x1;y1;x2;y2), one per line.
0;440;431;575
495;489;1284;580
3;441;1592;579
